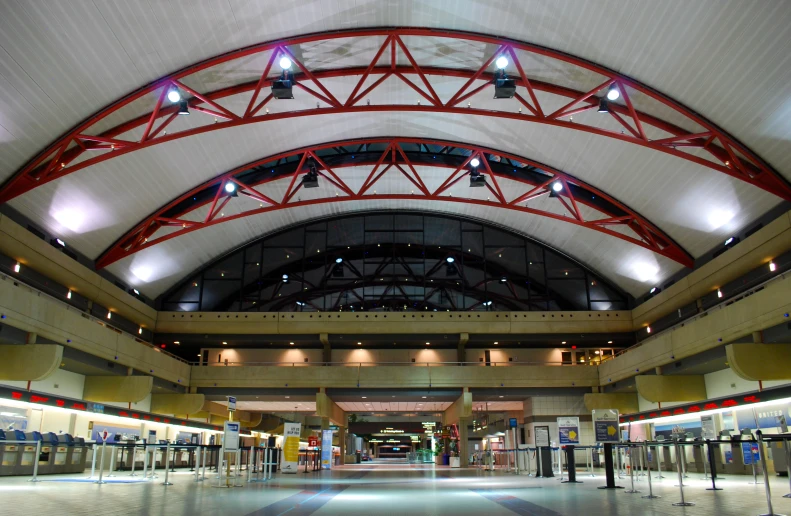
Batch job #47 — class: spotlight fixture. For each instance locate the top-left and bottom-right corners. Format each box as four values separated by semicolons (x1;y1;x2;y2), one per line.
222;341;227;345
606;84;620;101
717;289;723;298
107;311;112;319
50;237;66;248
177;100;190;115
13;262;21;273
500;276;507;283
282;274;289;283
607;340;613;344
597;98;609;113
224;182;237;194
769;261;777;272
138;327;143;335
167;88;181;103
493;63;515;99
279;57;292;70
495;56;509;70
426;342;430;346
469;158;486;187
549;181;563;198
358;342;362;346
724;236;739;247
646;326;652;334
484;300;493;306
470;158;480;168
649;287;659;294
295;301;305;307
302;158;319;188
66;290;72;300
273;57;295;99
335;257;343;264
446;256;455;263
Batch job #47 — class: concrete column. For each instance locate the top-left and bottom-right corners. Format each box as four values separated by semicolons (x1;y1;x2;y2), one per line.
458;333;469;364
25;332;37;344
338;427;346;465
321;417;329;431
458;417;470;467
752;331;763;343
320;333;331;363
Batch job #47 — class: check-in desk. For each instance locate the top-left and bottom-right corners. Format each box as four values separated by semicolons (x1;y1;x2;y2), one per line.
17;431;42;475
63;435;89;474
49;434;70;474
0;430;26;476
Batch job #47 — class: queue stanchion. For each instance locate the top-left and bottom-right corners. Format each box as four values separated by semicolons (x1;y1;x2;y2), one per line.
597;443;623;490
194;445;202;482
656;443;665;479
88;443;98;479
234;448;243;486
561;445;582;484
671;441;694;507
641;442;659;499
170;445;176;472
749;436;763;485
784;436;791;498
28;439;42;483
162;442;173;486
201;446;208;481
141;444;149;479
150;445;158;479
616;444;623;479
107;443;117;477
94;441;108;484
756;431;786;516
129;443;138;476
624;444;639;494
705;439;722;491
701;441;709;480
526;448;533;477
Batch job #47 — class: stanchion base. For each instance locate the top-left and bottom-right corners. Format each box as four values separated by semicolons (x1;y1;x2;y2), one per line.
93;481;106;484
598;486;624;490
624;489;640;494
672;502;695;507
783;493;791;498
656;475;666;479
706;487;723;491
129;473;137;477
561;480;583;484
27;478;40;483
758;513;786;516
642;495;660;499
161;482;173;486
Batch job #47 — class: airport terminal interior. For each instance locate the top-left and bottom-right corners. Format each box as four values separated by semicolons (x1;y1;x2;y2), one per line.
1;1;791;515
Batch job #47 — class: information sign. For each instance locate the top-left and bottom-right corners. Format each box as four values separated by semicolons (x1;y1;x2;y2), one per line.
321;429;333;470
223;421;240;452
557;416;580;444
227;396;236;412
280;422;302;473
535;425;550;447
592;409;620;443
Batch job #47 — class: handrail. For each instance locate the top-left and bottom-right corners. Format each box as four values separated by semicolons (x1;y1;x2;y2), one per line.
0;271;190;365
192;360;573;367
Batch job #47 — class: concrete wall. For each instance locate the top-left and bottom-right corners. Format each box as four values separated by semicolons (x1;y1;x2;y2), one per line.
203;347;323;365
1;368;86;399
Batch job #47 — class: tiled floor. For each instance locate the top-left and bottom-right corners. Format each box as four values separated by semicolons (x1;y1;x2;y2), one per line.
2;463;790;515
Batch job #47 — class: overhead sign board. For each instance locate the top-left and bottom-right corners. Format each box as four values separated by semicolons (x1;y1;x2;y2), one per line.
592;409;620;443
557;416;580;444
227;396;236;412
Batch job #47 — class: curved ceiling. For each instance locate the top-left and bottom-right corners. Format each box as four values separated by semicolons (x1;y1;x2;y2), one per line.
0;1;789;302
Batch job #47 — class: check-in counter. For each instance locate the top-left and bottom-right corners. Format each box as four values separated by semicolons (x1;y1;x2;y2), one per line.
63;435;89;474
49;434;69;474
17;431;42;476
0;430;25;476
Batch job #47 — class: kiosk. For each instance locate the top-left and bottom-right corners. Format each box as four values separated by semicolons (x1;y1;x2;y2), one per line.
65;435;89;474
0;430;23;476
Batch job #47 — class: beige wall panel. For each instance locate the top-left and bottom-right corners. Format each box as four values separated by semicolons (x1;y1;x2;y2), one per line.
443;392;473;425
635;375;707;403
0;344;63;381
508;311;633;333
150;394;205;416
0;278;191;384
83;376;153;403
726;343;791;381
316;392;346;426
0;214;156;328
583;393;639;414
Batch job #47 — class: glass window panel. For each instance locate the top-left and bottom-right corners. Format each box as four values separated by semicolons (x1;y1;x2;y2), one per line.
366;214;394;230
461;221;481;231
168;281;201;303
365;231;392;244
305;232;326;255
547;279;588;310
397;214;424;230
545;253;585;279
306;221;326;231
262;247;304;278
484;226;522;246
242;262;261;283
394;231;423;245
424;217;461;246
588;279;623;301
462;231;483;257
200;280;242;310
245;243;262;262
204;253;242;280
265;228;304;247
527;243;544;264
327;217;364;247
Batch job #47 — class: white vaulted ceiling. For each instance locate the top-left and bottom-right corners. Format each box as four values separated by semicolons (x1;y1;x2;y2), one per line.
1;1;789;299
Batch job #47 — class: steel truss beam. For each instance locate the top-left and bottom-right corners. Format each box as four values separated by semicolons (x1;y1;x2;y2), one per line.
0;28;787;204
96;137;693;269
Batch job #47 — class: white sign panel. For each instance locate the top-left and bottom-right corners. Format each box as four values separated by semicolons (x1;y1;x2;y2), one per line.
557;416;580;444
535;426;550;447
223;421;240;452
227;396;237;412
592;409;620;443
701;415;716;440
280;422;302;474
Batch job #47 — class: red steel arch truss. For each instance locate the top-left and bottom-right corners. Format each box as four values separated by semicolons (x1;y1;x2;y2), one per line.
1;28;789;204
97;137;693;269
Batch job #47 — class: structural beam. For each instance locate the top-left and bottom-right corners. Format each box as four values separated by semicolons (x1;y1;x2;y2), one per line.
443;389;472;426
458;333;468;363
635;375;707;403
150;393;205;416
583;393;639;414
726;343;791;381
316;390;346;427
83;376;153;403
320;333;330;363
0;344;63;381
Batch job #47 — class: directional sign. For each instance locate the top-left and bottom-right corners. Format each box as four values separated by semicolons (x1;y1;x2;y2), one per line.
557;416;580;444
592;409;620;443
227;396;236;412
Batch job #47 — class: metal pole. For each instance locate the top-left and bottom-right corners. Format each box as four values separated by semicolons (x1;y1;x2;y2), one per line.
702;441;709;480
750;436;763;485
705;439;722;491
247;447;253;483
150;446;158;479
129;443;138;476
28;440;42;483
625;445;639;493
88;443;98;479
785;437;791;498
756;431;785;516
162;442;173;486
94;441;107;484
671;441;694;507
656;443;665;479
265;448;271;481
527;447;532;477
142;444;149;479
234;448;242;486
616;444;623;478
641;442;659;499
107;444;117;477
201;446;208;481
195;445;202;482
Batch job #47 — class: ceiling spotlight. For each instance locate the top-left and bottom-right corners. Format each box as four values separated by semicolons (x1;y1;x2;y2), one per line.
446;256;455;263
222;341;228;345
494;341;499;345
66;290;72;299
500;276;507;283
717;289;723;298
224;182;236;194
336;257;343;264
167;88;181;103
769;261;777;272
177;99;189;115
13;262;20;273
607;340;613;344
562;341;567;344
470;157;480;168
107;311;112;319
282;274;289;281
279;57;292;70
552;181;563;192
606;84;620;101
484;300;492;306
646;326;652;334
426;342;430;346
357;342;362;346
595;350;601;355
597;98;609;113
649;287;658;294
495;56;508;70
295;301;305;306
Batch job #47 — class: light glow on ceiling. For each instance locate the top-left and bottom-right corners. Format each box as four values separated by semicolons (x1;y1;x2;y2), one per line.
707;209;735;230
631;261;660;283
52;208;86;232
131;266;153;282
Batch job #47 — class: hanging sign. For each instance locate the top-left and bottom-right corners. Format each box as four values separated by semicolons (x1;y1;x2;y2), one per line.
227;396;236;412
592;409;620;443
557;417;580;444
280;422;302;473
321;430;333;470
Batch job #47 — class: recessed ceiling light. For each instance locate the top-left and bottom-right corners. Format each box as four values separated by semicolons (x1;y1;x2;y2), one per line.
285;396;290;399
499;396;504;398
289;342;294;345
608;341;613;344
362;396;367;399
222;341;227;345
422;396;427;399
562;341;566;344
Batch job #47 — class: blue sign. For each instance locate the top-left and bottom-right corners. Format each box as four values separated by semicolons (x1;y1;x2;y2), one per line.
557;417;580;444
741;442;760;465
321;430;333;470
509;418;518;429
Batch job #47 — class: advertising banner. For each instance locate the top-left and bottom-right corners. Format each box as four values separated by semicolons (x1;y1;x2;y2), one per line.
321;429;333;470
557;416;580;444
592;409;620;443
223;421;240;452
280;422;302;473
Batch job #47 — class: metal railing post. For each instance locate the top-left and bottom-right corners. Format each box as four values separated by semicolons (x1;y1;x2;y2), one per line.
656;443;665;479
201;446;208;481
162;442;173;485
149;446;158;479
129;443;138;476
28;440;42;483
94;441;107;484
749;436;762;485
107;443;117;477
625;444;639;493
756;431;782;516
195;445;202;482
671;441;694;507
88;443;98;479
641;442;658;499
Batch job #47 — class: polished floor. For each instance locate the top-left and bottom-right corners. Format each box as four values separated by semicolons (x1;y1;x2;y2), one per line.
2;463;790;515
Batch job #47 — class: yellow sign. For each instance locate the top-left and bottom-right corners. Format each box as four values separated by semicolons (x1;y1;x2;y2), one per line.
607;425;617;436
569;430;577;440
